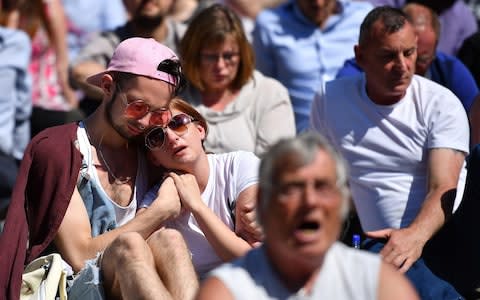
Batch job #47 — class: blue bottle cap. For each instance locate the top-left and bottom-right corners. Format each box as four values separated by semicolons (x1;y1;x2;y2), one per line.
352;234;361;248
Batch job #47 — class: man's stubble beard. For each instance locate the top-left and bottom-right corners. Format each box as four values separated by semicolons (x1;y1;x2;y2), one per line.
105;90;132;141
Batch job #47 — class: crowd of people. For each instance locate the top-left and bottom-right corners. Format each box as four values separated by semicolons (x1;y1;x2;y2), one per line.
0;0;480;299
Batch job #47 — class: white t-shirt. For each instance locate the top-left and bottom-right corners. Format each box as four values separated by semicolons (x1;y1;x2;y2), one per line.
211;242;381;299
141;151;260;277
310;75;469;231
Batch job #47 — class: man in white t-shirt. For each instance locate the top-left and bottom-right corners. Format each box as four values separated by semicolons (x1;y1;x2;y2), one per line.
196;132;418;300
310;6;469;299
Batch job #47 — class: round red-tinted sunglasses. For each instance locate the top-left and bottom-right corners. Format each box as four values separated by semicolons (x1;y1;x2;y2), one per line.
117;84;172;126
145;113;195;150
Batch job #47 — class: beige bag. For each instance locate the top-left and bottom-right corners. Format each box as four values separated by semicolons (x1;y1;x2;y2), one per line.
20;253;68;300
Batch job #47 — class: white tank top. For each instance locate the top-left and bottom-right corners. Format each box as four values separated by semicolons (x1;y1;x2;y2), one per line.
77;121;148;225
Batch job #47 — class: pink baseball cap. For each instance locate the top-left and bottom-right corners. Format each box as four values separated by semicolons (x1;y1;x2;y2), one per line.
86;37;179;87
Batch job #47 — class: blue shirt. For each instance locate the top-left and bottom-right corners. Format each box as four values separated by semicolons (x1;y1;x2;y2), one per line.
252;0;373;133
336;52;479;112
62;0;127;60
0;28;32;160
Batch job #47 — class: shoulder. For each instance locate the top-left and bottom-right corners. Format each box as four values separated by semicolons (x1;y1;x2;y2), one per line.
232;151;260;165
256;2;291;25
326;75;362;96
32;123;78;141
409;76;469;133
0;27;30;48
29;124;80;163
86;24;131;49
251;71;288;94
168;18;187;37
434;52;466;67
410;75;458;104
74;29;121;64
211;151;259;167
210;247;263;279
88;30;119;46
0;28;31;67
410;75;459;102
341;0;373;13
433;52;475;79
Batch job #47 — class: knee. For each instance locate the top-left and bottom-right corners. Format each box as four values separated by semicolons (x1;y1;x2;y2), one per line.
147;228;187;250
104;232;149;264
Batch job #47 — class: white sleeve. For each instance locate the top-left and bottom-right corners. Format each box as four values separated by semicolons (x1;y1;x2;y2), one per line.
233;151;260;198
427;89;470;155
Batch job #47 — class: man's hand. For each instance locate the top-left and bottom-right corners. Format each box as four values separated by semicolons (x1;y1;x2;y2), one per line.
235;186;263;246
150;176;181;219
367;227;427;273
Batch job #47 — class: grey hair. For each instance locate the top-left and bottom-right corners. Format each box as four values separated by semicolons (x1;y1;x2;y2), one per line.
257;131;350;223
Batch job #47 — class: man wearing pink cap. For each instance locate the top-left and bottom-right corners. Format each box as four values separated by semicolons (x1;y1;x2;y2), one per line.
0;37;199;300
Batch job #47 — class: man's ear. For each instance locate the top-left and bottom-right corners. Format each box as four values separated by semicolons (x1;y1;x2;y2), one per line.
100;74;115;97
354;45;364;68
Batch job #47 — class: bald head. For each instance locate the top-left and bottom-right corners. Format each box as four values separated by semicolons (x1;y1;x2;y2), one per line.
403;3;440;40
402;3;440;75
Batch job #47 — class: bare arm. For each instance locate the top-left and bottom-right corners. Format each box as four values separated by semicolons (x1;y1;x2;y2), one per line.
377;262;420;300
374;148;466;272
195;277;234;300
43;0;77;107
170;173;252;261
54;177;181;272
469;94;480;147
70;61;105;99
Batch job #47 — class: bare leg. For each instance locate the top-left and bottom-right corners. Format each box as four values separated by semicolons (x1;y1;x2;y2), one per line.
147;228;199;300
101;232;173;300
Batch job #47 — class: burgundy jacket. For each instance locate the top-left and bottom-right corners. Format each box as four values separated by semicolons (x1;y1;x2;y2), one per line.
0;123;82;300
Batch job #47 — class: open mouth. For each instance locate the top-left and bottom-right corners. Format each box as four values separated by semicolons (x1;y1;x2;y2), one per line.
293;220;321;243
173;146;187;155
298;221;320;232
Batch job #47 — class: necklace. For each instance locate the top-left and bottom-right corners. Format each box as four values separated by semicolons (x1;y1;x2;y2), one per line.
83;122;132;185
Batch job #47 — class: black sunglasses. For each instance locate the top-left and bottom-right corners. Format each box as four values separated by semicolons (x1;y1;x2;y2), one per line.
145;113;195;150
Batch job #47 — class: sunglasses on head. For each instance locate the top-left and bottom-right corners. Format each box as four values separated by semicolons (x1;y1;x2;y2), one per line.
145;113;195;150
116;84;172;126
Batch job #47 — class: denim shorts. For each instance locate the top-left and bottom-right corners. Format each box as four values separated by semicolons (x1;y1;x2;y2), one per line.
68;254;105;300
